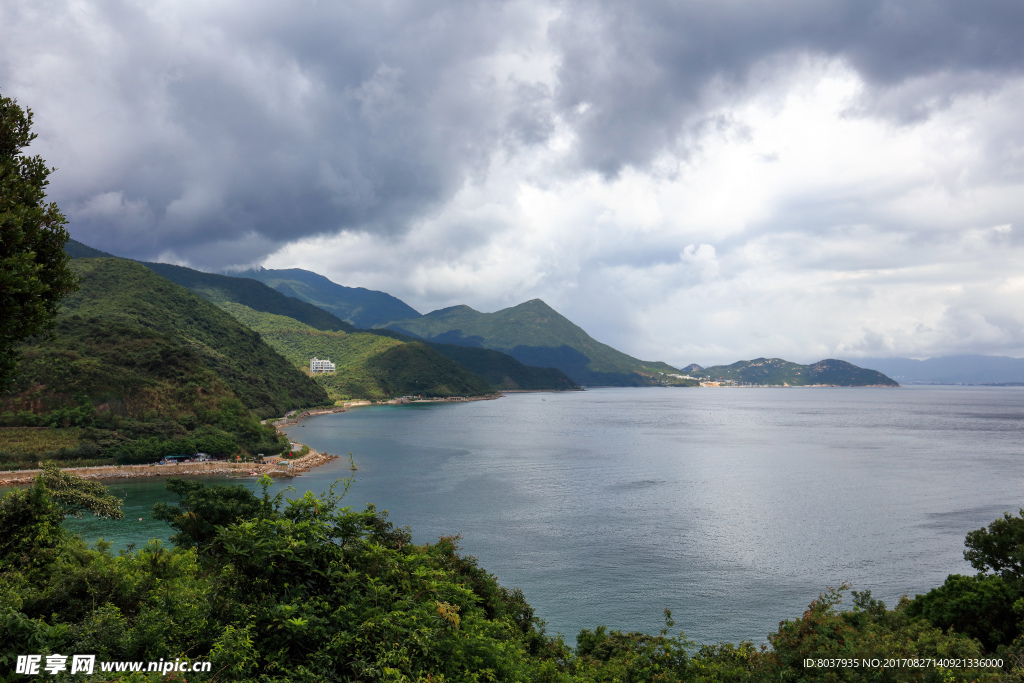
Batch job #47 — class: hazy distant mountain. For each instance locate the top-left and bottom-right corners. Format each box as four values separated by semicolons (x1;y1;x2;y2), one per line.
233;267;421;328
690;358;899;386
384;299;685;386
143;262;357;333
851;356;1024;385
65;238;116;259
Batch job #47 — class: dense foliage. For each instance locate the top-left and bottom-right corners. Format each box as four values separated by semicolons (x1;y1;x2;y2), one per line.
385;299;682;386
0;92;78;389
1;469;1021;681
0;259;327;467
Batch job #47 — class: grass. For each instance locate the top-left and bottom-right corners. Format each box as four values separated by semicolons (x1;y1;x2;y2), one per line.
0;427;83;455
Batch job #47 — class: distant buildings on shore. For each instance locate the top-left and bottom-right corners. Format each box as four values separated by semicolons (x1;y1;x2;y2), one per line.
310;357;336;373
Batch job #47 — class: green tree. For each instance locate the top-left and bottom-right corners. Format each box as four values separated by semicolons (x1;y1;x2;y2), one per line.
905;574;1018;651
0;464;122;571
38;462;124;520
0;92;78;388
152;478;273;549
964;508;1024;583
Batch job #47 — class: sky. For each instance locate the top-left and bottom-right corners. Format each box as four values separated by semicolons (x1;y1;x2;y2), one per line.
3;0;1024;366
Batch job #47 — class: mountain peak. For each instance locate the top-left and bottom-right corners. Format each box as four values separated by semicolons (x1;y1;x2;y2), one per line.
383;297;682;386
516;298;553;309
427;304;480;317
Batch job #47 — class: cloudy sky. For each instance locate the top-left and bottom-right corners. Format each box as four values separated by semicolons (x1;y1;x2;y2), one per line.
4;0;1023;366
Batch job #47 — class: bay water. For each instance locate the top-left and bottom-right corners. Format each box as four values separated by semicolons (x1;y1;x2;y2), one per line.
62;386;1024;645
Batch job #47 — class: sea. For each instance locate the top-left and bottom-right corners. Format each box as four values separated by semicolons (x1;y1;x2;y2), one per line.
60;385;1024;646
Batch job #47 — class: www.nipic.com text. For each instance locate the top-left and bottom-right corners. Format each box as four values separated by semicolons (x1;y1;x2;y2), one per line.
15;654;212;676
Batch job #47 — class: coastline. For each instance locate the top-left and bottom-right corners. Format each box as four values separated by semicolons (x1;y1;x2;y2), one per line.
270;393;502;427
0;446;339;487
0;393;503;487
697;383;900;387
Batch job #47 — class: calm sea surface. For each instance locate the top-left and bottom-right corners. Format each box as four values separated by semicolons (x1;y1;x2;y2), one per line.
63;386;1024;645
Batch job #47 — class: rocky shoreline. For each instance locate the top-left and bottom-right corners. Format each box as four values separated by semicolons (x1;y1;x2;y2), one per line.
1;395;498;487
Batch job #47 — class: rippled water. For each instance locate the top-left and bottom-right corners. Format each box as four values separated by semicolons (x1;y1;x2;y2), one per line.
62;386;1024;645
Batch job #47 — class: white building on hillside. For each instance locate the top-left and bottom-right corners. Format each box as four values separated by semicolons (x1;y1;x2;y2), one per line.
310;357;336;373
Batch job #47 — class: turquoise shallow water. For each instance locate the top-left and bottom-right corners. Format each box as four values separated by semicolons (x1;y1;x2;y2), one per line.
61;475;234;550
56;386;1024;645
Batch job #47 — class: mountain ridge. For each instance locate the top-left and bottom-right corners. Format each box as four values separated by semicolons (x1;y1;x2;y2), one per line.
142;261;357;333
64;241;578;395
232;266;421;328
384;298;686;386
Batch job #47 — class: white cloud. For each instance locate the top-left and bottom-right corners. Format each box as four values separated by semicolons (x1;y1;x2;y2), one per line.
267;60;1024;364
680;244;720;282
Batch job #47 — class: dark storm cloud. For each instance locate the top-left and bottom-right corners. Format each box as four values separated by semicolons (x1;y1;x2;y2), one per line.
551;0;1024;175
2;0;555;267
3;0;1022;269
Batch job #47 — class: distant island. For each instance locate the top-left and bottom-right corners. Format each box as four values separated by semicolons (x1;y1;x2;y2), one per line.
684;358;899;387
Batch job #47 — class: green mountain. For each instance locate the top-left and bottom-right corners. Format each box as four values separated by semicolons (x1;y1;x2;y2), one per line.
691;358;899;386
143;262;356;333
136;262;574;395
384;299;683;386
220;303;493;400
64;240;574;395
233;267;421;328
1;258;328;468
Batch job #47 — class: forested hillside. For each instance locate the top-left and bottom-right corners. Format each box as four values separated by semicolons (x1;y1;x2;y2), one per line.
385;299;686;386
220;303;493;400
62;241;675;390
0;259;326;468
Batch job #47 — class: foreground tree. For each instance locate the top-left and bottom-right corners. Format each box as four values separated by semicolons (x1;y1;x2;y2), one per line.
964;508;1024;583
1;473;1018;681
0;91;77;388
0;463;122;571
